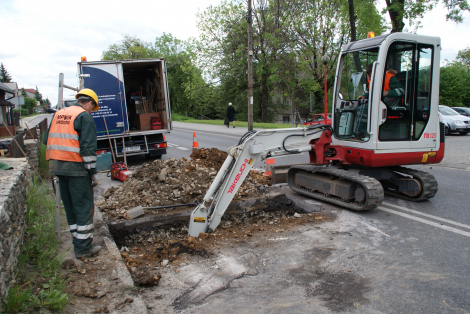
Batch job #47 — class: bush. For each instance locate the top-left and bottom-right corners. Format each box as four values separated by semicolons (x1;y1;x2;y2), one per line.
13;109;28;116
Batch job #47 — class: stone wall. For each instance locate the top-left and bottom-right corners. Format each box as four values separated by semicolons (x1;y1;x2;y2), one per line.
0;158;32;300
23;140;39;171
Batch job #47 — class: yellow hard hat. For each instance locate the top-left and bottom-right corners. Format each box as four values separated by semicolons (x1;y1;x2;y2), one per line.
76;88;99;111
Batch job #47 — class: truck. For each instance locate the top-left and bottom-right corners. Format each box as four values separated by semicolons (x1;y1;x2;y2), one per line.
68;59;172;159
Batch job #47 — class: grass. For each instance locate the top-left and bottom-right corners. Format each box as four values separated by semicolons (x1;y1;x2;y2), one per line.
2;143;68;313
171;112;304;129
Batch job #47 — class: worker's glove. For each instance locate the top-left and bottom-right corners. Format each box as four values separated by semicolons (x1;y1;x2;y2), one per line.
91;174;99;187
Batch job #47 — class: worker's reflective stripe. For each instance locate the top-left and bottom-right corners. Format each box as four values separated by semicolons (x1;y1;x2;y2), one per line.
82;156;97;162
77;224;94;231
69;224;77;230
71;232;77;238
47;145;80;153
49;133;79;141
84;163;96;169
394;88;404;96
76;233;93;239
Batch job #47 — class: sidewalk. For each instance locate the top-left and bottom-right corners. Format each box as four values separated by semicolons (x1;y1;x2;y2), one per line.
172;121;250;136
19;113;51;129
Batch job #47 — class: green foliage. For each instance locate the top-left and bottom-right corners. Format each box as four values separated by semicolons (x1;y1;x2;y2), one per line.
439;61;470;107
13;109;28;116
0;62;12;82
2;180;68;313
23;96;37;110
456;46;470;68
34;86;42;102
383;0;469;33
38;139;50;179
101;34;156;60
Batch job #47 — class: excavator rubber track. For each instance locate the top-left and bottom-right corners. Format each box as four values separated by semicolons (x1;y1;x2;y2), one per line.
383;166;438;201
287;165;384;211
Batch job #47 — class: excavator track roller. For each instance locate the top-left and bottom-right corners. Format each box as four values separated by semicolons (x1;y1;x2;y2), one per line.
287;165;384;211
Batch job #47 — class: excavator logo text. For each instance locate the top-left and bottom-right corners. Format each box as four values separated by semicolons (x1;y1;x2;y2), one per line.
227;158;253;194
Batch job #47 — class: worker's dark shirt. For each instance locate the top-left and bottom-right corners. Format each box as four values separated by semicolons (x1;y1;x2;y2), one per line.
362;76;404;99
43;104;97;176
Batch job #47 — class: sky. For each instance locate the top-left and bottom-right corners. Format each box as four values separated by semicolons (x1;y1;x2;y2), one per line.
0;0;469;105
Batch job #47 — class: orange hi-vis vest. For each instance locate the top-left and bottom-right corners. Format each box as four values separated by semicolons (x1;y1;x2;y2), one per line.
368;72;394;92
46;106;86;162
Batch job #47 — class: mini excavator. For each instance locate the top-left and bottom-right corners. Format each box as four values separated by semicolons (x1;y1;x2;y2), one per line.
189;33;445;237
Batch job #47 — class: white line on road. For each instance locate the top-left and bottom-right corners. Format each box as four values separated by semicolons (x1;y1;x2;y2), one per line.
382;202;470;230
377;206;470;238
359;221;390;237
167;143;190;150
176;147;190;151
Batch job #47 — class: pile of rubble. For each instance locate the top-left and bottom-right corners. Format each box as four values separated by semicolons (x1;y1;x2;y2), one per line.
97;148;271;221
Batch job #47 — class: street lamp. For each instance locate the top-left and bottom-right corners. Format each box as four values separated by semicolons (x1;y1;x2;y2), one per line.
321;54;330;121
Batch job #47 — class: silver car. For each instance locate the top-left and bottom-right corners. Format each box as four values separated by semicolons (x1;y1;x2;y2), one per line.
439;105;470;135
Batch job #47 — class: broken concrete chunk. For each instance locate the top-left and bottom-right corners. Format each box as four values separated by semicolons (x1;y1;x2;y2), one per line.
124;205;145;220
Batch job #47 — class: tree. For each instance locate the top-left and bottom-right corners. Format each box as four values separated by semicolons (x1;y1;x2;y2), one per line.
23;96;37;110
34;85;42;102
102;35;156;60
0;63;12;82
384;0;470;33
456;46;470;68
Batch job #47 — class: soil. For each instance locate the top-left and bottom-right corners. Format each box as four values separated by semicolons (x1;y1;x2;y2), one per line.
115;206;333;287
96;148;270;221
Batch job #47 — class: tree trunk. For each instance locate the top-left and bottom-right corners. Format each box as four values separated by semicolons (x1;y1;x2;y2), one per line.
348;0;357;42
385;0;405;33
261;73;269;122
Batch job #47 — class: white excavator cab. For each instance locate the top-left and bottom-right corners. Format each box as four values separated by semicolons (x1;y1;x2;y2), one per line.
332;33;443;162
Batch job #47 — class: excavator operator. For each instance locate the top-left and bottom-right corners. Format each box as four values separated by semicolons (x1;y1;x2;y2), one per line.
358;64;405;105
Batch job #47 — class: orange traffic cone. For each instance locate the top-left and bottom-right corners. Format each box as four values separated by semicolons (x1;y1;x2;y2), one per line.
192;132;199;148
264;158;275;176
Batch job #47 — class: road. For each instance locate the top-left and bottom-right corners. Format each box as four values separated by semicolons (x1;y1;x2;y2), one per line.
149;126;470;313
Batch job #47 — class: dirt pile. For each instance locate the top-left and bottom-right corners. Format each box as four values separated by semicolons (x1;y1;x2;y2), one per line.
97;148;270;221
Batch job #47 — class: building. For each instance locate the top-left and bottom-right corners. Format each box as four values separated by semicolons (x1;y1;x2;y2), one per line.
1;84;41;109
0;82;15;126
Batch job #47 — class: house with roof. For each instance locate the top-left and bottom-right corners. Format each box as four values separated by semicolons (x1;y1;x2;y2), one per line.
0;82;15;129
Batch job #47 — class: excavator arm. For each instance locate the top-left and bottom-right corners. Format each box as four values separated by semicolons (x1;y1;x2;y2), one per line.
188;125;330;237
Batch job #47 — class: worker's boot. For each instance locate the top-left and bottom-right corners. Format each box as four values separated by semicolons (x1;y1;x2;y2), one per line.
75;245;102;259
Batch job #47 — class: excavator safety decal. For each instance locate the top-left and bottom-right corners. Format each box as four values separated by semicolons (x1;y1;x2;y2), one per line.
227;158;251;194
194;217;206;223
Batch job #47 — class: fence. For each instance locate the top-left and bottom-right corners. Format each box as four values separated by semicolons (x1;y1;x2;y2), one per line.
8;131;25;158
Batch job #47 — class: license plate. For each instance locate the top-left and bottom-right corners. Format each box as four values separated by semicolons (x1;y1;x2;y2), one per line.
122;146;141;152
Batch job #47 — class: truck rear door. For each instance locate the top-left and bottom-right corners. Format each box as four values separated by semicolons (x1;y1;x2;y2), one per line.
79;62;129;136
161;61;172;130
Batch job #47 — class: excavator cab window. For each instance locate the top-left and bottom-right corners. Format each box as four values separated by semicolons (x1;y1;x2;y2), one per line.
334;47;379;142
378;42;434;141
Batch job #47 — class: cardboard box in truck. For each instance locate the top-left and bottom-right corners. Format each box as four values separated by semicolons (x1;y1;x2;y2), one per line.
78;59;172;159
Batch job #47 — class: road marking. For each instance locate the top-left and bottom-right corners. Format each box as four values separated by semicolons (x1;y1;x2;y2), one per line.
359;221;390;237
377;206;470;238
382;202;470;230
167;143;190;150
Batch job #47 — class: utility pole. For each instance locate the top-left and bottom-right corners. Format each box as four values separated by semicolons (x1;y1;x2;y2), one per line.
247;0;253;131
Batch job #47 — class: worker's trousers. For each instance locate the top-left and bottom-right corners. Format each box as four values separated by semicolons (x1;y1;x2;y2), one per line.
58;175;94;256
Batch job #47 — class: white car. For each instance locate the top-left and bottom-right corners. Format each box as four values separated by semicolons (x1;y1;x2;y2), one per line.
439;105;470;135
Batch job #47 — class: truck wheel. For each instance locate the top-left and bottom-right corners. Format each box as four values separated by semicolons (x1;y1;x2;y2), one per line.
459;131;468;135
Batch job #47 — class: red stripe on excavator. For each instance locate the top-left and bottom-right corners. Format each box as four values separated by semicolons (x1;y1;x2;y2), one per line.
336;144;445;167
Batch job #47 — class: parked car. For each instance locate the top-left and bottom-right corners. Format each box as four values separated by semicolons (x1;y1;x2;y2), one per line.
304;113;332;126
45;107;57;114
451;107;470;117
438;105;470;135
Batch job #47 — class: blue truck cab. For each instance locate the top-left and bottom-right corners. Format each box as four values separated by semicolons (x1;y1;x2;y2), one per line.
77;58;171;159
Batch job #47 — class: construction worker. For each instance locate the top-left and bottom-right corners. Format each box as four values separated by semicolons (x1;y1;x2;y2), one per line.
43;89;101;258
358;64;405;102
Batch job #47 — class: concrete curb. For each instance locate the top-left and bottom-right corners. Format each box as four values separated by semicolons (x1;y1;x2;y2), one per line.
94;208;149;314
